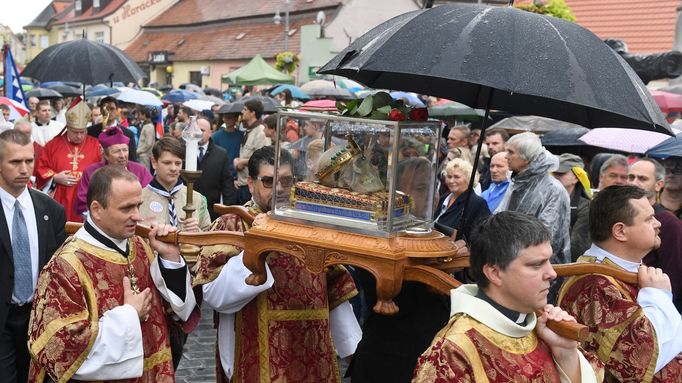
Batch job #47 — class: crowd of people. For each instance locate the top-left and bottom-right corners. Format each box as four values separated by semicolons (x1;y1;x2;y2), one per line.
1;85;682;383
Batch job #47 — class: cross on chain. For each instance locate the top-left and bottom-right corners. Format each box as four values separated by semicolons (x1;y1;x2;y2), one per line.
67;147;85;173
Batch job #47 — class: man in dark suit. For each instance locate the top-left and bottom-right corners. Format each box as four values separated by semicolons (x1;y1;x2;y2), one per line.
0;130;66;383
194;116;237;220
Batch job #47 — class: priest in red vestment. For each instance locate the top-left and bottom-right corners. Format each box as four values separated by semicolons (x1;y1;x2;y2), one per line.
413;212;602;382
35;98;101;222
28;165;199;383
558;185;682;382
193;146;361;383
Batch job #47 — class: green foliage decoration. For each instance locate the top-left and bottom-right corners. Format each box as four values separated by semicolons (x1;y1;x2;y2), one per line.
275;51;300;75
516;0;576;22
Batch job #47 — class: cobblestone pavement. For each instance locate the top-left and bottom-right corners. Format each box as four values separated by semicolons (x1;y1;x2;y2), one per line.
176;304;351;382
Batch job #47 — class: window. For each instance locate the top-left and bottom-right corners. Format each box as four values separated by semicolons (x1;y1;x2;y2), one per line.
40;35;49;48
95;31;104;43
94;0;100;7
75;0;82;11
30;34;35;47
189;71;202;87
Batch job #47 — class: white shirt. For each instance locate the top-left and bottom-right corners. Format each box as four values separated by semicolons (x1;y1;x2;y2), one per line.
0;186;39;303
587;244;682;372
31;119;65;146
71;217;196;380
202;251;362;378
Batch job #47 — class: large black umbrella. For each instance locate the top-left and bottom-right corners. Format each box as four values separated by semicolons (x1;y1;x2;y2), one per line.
22;39;145;85
319;3;671;238
319;3;668;134
230;96;280;114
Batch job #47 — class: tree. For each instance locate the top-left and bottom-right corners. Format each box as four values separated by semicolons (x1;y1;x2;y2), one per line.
516;0;576;22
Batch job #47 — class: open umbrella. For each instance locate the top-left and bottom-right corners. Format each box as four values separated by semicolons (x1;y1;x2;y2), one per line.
85;84;119;98
428;101;485;120
183;99;218;112
645;133;682;158
270;84;310;100
319;3;671;239
319;4;668;133
180;83;203;94
540;127;590;147
162;89;199;103
300;99;338;112
117;88;163;106
204;87;223;98
579;128;670;154
229;96;280;114
300;80;356;100
0;96;29;121
25;88;62;100
649;89;682;114
489;115;584;134
47;84;81;97
389;91;425;107
22;39;145;85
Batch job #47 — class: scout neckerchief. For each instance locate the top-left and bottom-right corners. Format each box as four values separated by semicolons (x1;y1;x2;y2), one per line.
146;178;183;227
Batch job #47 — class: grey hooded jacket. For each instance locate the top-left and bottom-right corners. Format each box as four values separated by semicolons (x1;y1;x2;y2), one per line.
498;150;571;264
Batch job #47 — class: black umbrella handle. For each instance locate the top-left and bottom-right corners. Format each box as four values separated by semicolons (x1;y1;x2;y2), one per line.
456;89;494;241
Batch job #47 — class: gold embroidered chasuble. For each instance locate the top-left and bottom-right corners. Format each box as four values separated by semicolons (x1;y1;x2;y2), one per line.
193;201;359;383
28;236;175;383
558;255;682;383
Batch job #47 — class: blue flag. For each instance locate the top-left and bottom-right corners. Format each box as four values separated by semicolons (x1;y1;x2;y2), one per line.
4;45;28;109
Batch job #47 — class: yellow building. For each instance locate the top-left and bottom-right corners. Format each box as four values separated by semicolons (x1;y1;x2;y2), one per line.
24;0;178;64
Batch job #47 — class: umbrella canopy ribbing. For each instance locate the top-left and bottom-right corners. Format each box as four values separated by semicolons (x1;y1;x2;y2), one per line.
319;4;670;134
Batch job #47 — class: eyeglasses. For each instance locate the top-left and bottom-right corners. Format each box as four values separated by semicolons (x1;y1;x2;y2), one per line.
257;175;294;188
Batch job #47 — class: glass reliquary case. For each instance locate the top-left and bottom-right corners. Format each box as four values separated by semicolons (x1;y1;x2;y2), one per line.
270;110;442;237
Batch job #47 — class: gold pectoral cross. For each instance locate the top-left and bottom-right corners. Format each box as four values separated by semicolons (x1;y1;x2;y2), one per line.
67;147;85;173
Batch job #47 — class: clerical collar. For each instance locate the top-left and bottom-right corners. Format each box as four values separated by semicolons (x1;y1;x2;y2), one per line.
476;289;528;324
586;243;641;273
83;217;129;257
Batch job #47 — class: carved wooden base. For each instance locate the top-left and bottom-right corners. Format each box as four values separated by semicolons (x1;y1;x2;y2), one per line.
243;214;464;315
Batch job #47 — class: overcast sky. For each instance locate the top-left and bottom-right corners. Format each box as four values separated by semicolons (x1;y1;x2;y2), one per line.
1;0;53;33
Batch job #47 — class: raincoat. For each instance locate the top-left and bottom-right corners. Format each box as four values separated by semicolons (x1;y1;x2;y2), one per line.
497;150;571;264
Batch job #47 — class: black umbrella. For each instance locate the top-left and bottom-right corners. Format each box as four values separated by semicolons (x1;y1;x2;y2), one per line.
540;127;590;146
22;39;145;86
231;96;280;114
46;84;81;97
25;88;63;100
319;3;671;239
320;4;668;133
204;87;223;98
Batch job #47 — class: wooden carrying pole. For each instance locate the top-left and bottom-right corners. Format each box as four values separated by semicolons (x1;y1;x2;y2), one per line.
64;222;642;341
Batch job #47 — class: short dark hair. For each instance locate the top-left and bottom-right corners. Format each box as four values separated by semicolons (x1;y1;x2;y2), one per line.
264;114;278;130
37;100;51;110
244;99;264;119
0;130;32;160
589;185;647;243
87;165;139;210
179;106;192;116
152;137;184;160
470;211;551;289
0;104;10;112
485;128;509;141
248;145;293;178
98;96;117;108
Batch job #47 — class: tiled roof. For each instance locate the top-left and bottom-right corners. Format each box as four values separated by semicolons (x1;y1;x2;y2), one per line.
145;0;341;27
25;2;59;28
563;0;679;54
51;0;127;25
125;15;315;62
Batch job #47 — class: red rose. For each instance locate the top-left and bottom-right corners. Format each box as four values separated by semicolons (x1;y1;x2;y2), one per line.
389;108;406;121
409;108;428;121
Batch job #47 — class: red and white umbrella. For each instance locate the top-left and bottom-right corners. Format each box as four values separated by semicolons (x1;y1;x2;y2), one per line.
0;96;29;122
